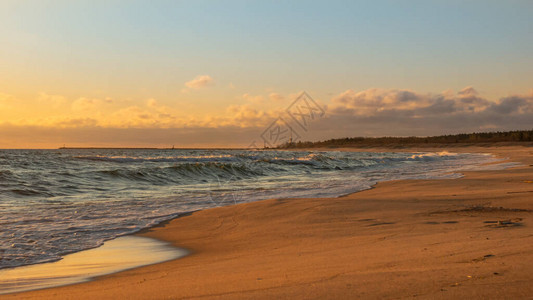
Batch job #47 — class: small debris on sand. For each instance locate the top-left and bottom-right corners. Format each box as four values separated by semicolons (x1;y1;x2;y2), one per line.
484;218;523;228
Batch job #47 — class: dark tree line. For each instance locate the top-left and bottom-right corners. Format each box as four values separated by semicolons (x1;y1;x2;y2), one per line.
278;130;533;149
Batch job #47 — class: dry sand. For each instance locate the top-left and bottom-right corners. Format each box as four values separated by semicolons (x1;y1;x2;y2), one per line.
3;146;532;299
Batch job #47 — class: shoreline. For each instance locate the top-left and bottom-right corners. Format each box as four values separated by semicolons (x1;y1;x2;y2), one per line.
0;236;187;295
2;146;532;299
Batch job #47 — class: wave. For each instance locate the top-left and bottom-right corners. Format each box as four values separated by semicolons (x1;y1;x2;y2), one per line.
75;155;237;163
256;152;458;169
0;170;14;180
407;151;457;161
255;153;351;169
95;162;266;184
81;152;463;184
167;162;265;177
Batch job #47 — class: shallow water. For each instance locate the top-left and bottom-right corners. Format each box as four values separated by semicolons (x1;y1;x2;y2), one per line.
0;149;509;270
0;235;187;294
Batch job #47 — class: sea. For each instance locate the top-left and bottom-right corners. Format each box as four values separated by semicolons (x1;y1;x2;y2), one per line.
0;149;515;270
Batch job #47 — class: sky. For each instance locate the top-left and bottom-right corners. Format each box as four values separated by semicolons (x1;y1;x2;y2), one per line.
0;0;532;148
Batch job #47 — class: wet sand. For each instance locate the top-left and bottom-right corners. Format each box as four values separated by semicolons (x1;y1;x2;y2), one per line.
3;146;532;299
0;236;187;295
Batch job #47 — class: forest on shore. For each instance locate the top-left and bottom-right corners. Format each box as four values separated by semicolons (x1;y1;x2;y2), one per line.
278;130;533;149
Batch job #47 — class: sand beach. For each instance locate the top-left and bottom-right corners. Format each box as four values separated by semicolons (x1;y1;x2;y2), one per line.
2;146;532;299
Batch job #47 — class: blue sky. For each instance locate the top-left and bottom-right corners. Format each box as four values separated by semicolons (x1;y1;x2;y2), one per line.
2;1;532;98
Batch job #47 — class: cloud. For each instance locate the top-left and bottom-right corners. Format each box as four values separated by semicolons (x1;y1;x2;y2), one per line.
71;97;112;111
242;93;265;104
37;93;68;107
224;104;275;127
457;86;478;97
146;98;158;108
184;75;214;89
324;87;533;137
54;117;99;128
488;95;533;115
241;92;285;104
329;87;500;116
330;88;432;115
269;93;285;102
71;98;98;111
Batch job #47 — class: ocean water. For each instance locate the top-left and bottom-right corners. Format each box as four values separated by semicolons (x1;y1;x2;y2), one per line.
0;149;509;270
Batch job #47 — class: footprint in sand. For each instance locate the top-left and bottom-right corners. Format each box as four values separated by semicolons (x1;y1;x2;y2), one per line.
424;221;458;225
472;254;495;262
367;222;395;227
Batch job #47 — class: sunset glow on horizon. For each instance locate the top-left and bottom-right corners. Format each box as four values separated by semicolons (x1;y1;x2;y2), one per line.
1;1;532;148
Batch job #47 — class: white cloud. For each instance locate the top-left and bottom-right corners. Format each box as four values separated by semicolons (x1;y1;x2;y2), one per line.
184;75;214;89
